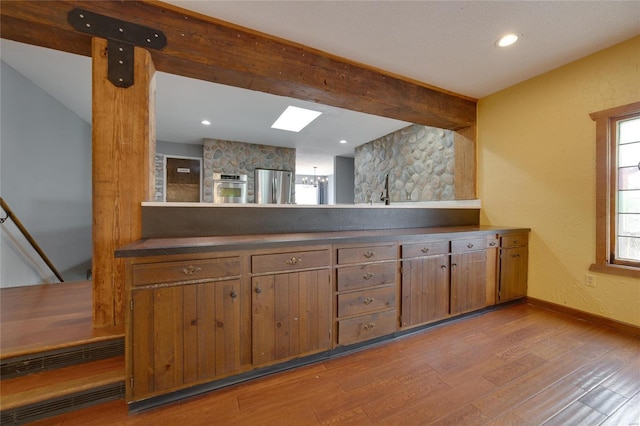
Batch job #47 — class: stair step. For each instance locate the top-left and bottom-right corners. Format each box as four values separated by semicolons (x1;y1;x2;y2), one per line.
1;337;124;379
0;356;125;425
1;281;125;362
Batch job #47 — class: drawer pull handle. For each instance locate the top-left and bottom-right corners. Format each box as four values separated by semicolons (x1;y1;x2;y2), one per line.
230;289;238;299
467;243;474;249
451;263;457;267
421;247;430;253
513;240;519;244
285;257;302;265
363;322;375;331
363;251;375;259
489;242;497;247
513;254;521;258
440;265;447;269
363;297;375;305
181;266;202;275
255;286;262;294
362;273;375;280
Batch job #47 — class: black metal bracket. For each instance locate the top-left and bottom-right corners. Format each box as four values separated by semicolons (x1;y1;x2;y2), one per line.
67;8;167;88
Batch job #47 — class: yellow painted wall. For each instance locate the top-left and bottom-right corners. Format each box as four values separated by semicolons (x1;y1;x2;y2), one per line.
478;36;640;326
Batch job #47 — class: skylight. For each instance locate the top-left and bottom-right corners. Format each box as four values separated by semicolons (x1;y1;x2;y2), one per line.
271;106;322;132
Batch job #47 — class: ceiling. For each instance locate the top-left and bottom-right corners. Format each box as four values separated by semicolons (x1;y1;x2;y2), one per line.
1;1;638;176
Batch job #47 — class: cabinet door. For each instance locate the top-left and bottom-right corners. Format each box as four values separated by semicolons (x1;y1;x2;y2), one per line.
131;280;242;400
182;280;242;383
499;246;528;301
252;269;332;366
450;251;487;315
401;255;449;328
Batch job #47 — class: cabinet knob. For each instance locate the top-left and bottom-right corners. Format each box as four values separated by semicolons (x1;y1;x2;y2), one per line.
362;272;375;280
285;257;302;265
363;251;375;259
255;286;262;294
230;289;238;299
421;247;430;253
181;266;202;275
363;297;375;305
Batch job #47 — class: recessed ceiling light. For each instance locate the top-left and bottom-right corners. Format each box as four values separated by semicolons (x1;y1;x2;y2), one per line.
271;106;322;132
495;33;520;48
201;119;211;126
339;139;347;144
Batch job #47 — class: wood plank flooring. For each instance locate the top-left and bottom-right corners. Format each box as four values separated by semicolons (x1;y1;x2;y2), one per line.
0;281;123;359
28;303;640;425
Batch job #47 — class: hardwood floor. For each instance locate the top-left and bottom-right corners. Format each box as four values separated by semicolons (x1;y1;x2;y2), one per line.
0;281;123;358
28;303;639;426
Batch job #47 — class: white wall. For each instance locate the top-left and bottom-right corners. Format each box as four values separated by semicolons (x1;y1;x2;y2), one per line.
0;61;92;286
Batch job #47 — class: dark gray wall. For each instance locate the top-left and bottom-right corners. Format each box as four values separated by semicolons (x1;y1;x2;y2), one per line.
334;156;355;204
1;61;92;287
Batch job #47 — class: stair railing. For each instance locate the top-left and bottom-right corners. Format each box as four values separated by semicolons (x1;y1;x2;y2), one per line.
0;197;64;282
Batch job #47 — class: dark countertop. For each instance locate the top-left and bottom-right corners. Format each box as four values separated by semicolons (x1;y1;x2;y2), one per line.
116;226;530;258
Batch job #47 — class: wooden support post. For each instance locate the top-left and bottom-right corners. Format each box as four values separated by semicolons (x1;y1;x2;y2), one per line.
92;37;156;327
454;126;477;200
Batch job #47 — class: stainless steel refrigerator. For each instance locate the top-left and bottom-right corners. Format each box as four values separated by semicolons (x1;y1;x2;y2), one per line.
254;169;293;204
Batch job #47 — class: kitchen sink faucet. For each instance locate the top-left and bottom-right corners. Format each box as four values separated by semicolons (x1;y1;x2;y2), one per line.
380;174;390;205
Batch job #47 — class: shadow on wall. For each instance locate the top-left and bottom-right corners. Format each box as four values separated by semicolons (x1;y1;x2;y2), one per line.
1;219;92;286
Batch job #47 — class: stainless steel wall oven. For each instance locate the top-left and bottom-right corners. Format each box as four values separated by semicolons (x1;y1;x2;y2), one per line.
212;173;248;203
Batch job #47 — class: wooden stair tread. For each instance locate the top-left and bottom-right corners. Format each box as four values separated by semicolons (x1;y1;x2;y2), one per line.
1;281;124;360
0;325;124;360
0;356;125;411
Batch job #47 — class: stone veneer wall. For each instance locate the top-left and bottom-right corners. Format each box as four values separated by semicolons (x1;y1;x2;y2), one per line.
203;139;296;203
354;124;455;203
154;153;164;201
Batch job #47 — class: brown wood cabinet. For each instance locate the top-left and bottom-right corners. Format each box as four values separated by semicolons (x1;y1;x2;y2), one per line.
450;238;488;315
400;240;450;328
251;248;332;366
123;227;529;405
498;233;529;302
334;244;399;346
128;257;244;401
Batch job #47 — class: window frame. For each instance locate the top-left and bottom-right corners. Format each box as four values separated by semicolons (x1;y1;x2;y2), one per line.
589;102;640;278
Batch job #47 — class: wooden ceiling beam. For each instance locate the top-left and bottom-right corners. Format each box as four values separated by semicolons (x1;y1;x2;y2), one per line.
0;0;476;130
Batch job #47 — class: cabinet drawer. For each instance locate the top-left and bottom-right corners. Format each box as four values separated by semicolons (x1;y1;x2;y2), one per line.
337;245;396;265
451;238;487;253
501;234;528;248
336;262;396;291
252;249;330;274
338;310;397;345
132;257;240;286
402;240;449;259
337;285;396;317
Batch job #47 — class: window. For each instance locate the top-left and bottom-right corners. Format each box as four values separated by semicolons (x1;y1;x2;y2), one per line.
590;102;640;277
